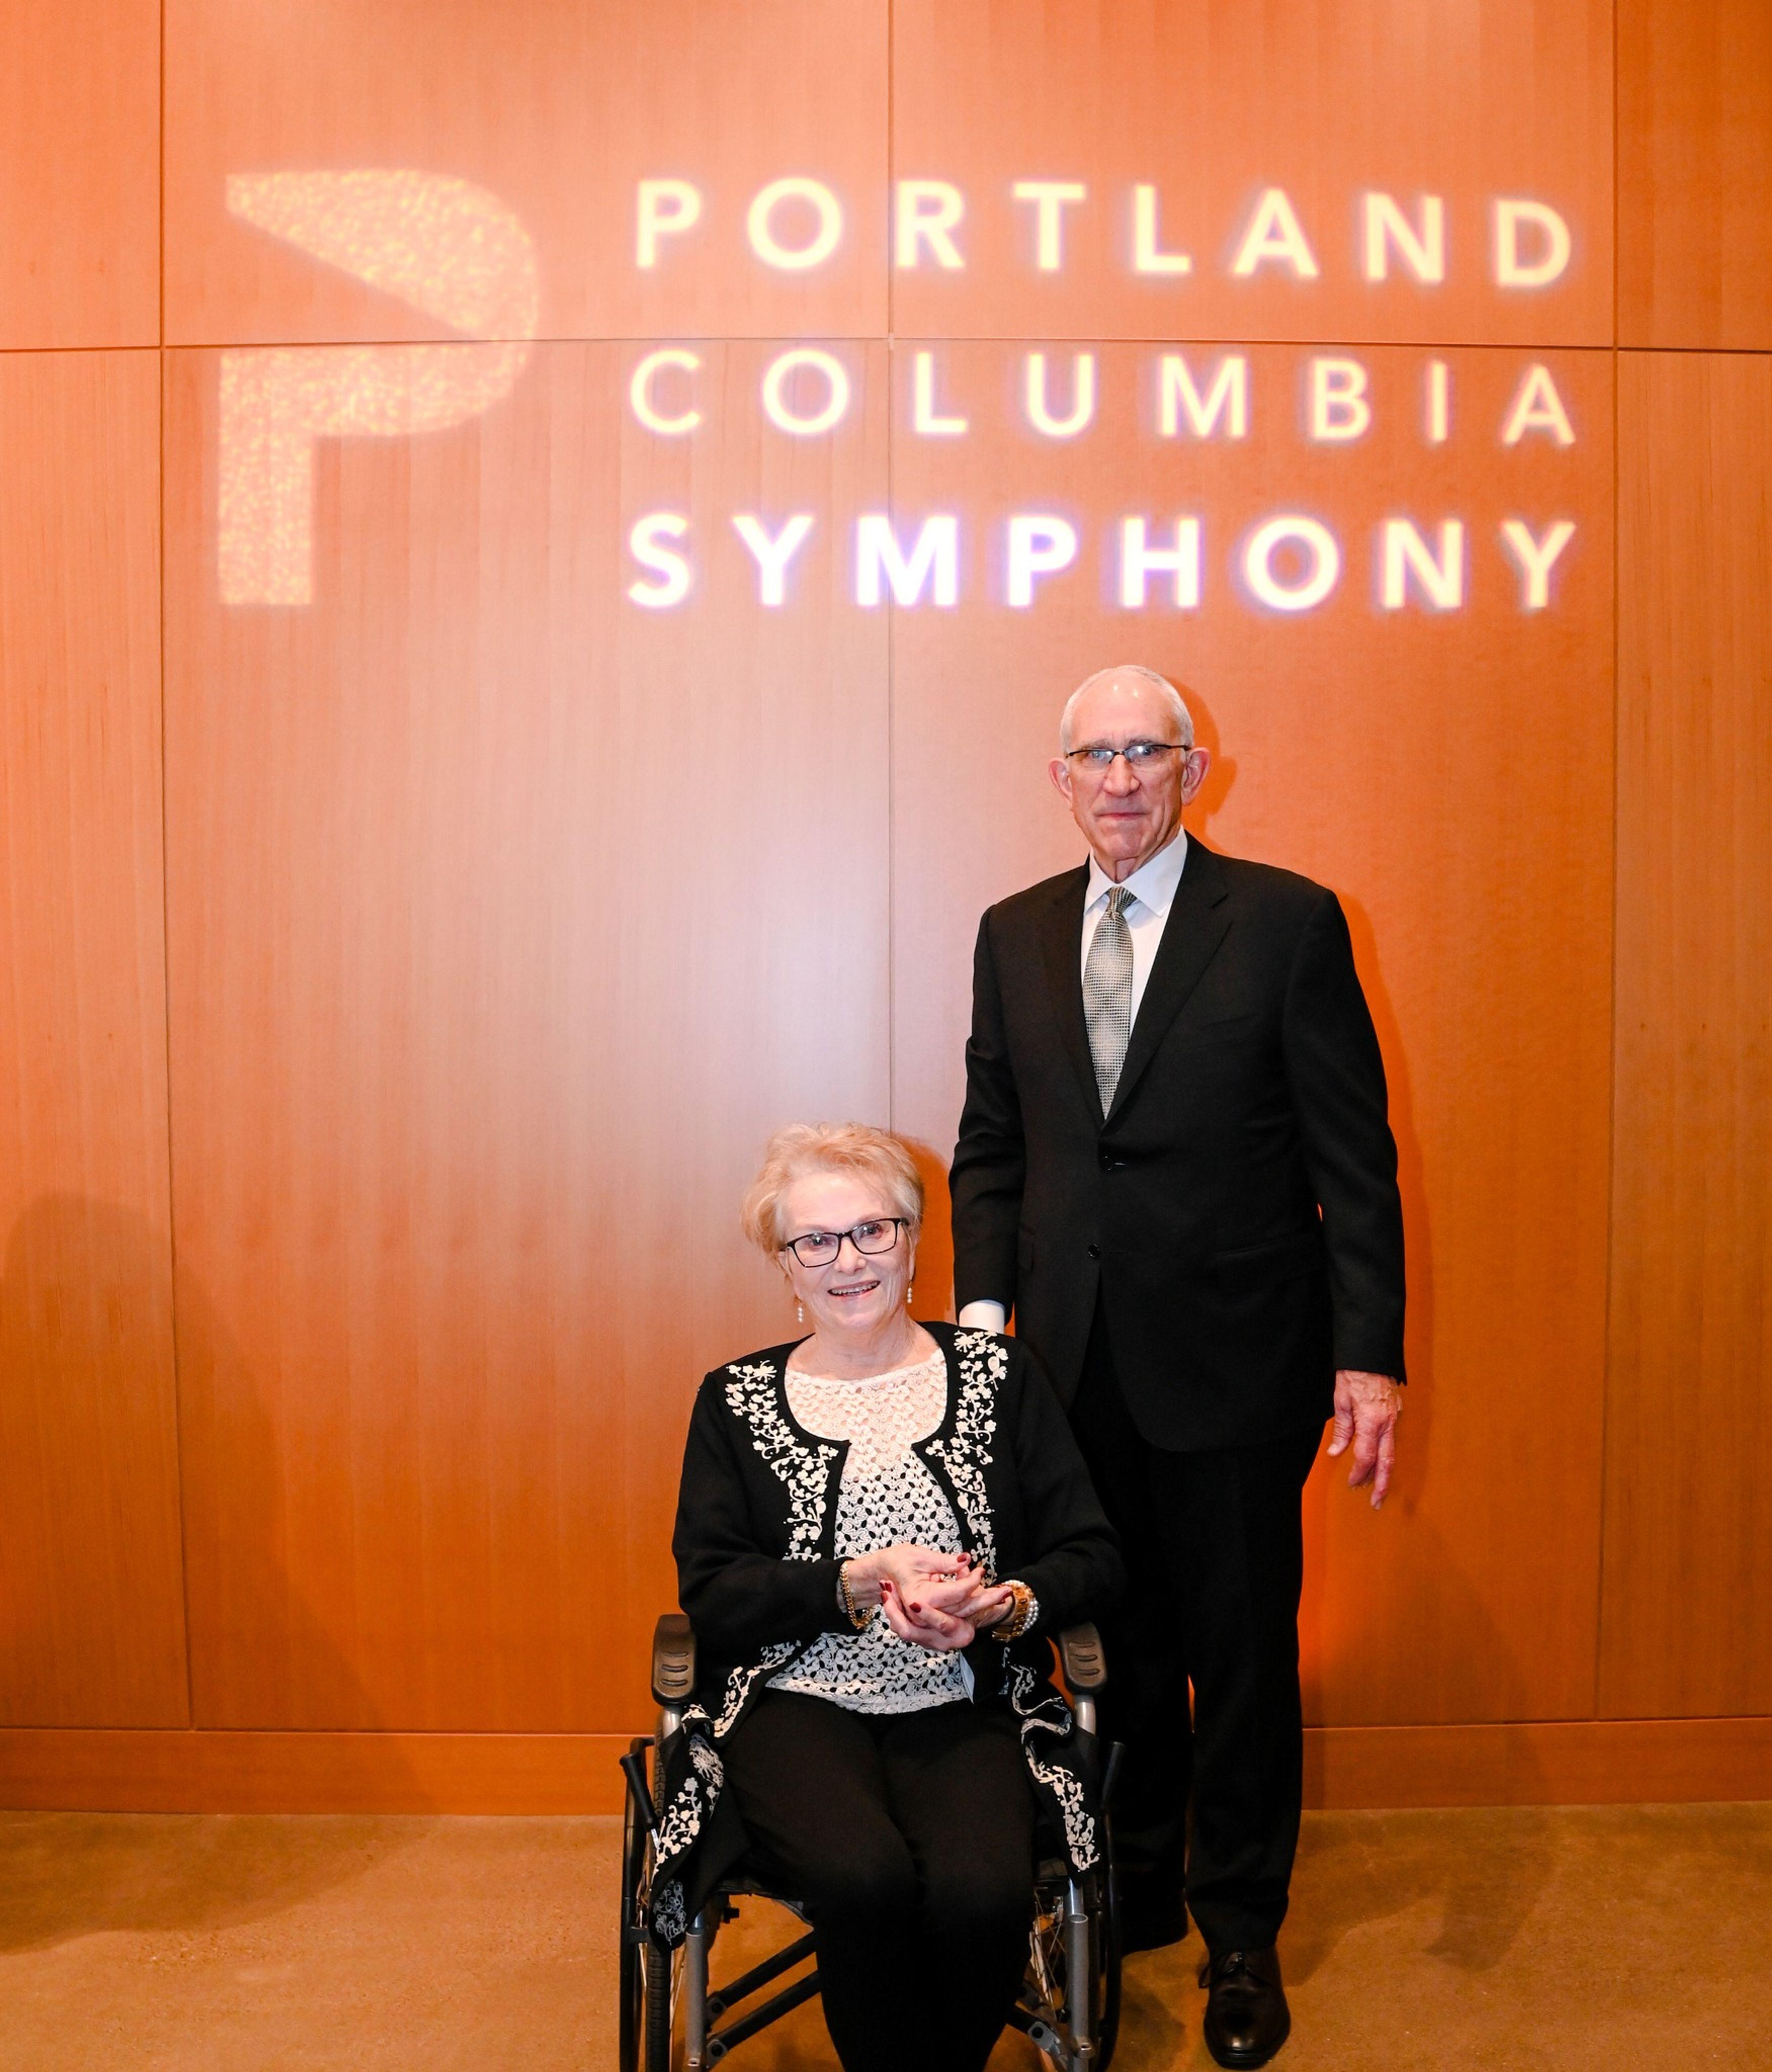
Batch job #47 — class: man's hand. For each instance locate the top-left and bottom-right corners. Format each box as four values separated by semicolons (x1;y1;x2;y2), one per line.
1326;1370;1402;1509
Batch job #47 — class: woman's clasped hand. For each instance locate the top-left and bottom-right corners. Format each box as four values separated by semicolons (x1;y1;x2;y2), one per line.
841;1544;1015;1650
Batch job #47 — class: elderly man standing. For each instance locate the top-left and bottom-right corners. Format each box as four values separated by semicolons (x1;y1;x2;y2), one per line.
950;665;1405;2068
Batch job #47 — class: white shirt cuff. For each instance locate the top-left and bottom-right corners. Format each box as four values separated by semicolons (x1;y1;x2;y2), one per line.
957;1300;1007;1333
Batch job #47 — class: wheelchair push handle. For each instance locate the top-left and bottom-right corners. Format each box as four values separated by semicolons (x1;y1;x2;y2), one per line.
1057;1622;1107;1693
653;1612;697;1706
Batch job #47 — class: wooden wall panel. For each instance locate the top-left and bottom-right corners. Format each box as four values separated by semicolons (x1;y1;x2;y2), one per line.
0;0;159;349
0;351;188;1728
1601;351;1772;1717
164;0;888;345
889;342;1616;1724
893;0;1613;346
162;339;890;1730
1618;0;1772;349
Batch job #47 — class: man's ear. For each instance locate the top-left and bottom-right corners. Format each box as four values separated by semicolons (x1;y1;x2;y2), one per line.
1180;746;1212;803
1048;756;1074;803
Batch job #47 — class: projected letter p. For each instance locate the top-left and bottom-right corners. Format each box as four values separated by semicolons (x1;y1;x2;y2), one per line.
218;171;540;606
1006;515;1078;607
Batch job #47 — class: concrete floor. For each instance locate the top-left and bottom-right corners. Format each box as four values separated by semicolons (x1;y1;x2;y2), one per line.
1;1803;1768;2070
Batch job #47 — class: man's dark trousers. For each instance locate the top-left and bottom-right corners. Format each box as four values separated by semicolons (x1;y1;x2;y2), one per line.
1073;1301;1321;1954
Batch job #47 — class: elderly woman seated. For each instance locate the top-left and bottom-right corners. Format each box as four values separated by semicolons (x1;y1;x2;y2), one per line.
648;1121;1123;2072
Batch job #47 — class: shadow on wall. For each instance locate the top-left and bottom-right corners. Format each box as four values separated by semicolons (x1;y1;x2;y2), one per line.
0;1810;436;1957
1293;1505;1554;1983
1334;889;1435;1507
1173;679;1237;839
0;1196;427;1940
1173;684;1437;1707
0;1192;186;1726
1179;679;1436;1500
1113;1527;1554;2067
167;1208;402;1732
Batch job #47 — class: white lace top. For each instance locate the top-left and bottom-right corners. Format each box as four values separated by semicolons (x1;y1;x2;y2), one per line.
767;1348;975;1714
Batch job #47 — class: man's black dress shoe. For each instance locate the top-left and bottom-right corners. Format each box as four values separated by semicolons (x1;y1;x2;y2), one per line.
1200;1945;1290;2067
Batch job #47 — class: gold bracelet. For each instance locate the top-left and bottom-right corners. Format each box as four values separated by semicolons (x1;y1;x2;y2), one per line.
995;1580;1035;1641
836;1561;870;1630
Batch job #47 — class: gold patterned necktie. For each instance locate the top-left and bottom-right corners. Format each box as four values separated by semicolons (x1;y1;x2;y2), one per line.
1082;885;1135;1114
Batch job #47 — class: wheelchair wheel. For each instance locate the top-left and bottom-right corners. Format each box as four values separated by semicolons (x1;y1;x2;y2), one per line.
618;1735;683;2072
1092;1840;1123;2071
644;1734;683;2072
618;1737;648;2072
644;1933;676;2072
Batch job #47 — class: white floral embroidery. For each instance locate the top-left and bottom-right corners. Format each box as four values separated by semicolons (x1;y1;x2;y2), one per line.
1035;1757;1096;1872
725;1361;837;1559
926;1330;1004;1580
1006;1660;1100;1871
712;1641;798;1735
646;1726;722;1945
651;1878;687;1946
652;1733;720;1858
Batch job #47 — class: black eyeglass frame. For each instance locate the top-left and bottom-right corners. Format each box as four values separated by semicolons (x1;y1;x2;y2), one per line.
779;1218;911;1267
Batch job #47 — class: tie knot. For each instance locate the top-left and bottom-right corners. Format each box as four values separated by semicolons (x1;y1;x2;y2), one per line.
1106;886;1133;920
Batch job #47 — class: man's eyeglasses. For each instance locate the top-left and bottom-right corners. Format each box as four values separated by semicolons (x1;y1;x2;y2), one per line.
1064;740;1187;772
780;1218;908;1267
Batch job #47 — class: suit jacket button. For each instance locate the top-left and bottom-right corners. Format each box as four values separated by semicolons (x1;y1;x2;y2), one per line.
1087;1244;1101;1260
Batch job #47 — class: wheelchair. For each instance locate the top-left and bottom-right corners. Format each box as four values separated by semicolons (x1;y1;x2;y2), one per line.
619;1614;1121;2072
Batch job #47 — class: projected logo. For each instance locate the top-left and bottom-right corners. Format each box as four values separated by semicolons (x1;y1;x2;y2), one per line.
219;170;539;606
219;173;1583;617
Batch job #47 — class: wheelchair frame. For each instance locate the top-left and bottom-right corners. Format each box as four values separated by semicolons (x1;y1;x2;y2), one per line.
619;1614;1120;2072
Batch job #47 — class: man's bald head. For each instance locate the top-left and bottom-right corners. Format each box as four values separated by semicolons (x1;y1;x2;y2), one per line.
1059;665;1195;753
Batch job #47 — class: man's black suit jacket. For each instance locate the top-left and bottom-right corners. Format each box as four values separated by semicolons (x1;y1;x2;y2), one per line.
950;837;1406;1452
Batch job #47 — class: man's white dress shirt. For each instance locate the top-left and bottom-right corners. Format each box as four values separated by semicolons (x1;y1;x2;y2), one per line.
958;832;1189;1333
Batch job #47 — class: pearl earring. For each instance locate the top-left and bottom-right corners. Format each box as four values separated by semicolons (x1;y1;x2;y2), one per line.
906;1281;914;1310
796;1299;805;1327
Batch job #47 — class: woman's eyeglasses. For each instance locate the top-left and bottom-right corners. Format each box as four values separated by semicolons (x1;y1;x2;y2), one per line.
780;1219;908;1267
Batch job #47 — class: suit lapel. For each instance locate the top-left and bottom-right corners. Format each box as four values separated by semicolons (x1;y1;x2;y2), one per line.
1105;838;1233;1125
1034;865;1100;1117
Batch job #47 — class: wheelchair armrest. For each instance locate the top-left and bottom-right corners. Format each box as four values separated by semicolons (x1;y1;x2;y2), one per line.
652;1613;697;1708
1057;1622;1107;1693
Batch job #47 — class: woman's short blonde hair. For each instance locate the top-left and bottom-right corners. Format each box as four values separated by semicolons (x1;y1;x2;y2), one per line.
741;1123;925;1255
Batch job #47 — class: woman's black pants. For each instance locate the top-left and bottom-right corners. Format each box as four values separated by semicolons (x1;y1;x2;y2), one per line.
720;1689;1036;2072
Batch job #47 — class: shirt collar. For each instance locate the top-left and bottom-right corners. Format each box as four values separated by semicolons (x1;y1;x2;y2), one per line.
1085;829;1189;919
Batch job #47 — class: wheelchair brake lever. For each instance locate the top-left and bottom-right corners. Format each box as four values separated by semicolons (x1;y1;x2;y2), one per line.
621;1748;660;1833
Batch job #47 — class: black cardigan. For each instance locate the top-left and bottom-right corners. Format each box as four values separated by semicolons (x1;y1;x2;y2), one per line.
649;1324;1123;1945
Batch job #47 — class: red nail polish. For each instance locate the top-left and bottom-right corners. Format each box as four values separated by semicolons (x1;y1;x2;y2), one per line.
909;1602;922;1613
